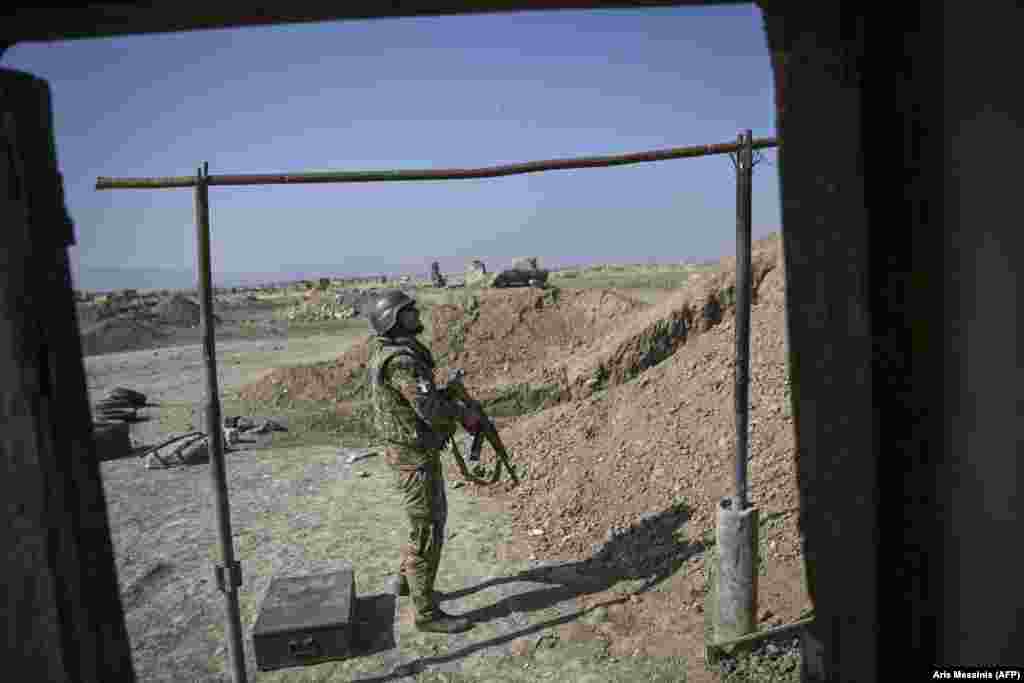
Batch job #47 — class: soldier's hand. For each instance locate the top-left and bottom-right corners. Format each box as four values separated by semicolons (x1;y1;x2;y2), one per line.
461;400;486;434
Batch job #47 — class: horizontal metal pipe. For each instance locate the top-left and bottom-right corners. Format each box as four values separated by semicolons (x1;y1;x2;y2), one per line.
95;137;778;190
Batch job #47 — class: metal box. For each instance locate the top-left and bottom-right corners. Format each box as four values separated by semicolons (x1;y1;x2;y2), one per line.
252;569;357;671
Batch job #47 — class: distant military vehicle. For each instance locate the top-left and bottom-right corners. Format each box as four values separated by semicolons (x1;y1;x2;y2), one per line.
491;268;549;288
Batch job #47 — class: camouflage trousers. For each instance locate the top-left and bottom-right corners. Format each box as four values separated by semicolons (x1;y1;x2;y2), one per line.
391;454;448;620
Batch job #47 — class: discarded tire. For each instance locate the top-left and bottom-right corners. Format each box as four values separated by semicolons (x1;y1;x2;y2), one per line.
109;386;147;407
92;421;132;461
94;386;147;422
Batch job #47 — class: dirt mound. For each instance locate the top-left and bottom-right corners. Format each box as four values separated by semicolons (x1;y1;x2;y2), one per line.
236;335;375;404
451;232;809;626
153;294;220;327
235;285;649;413
429;287;648;399
80;317;171;357
542;234;784;401
476;299;797;559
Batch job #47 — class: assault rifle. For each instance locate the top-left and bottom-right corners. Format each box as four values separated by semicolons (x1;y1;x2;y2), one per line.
442;369;520;487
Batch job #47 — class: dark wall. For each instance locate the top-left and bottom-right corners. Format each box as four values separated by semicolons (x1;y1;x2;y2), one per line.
764;1;1024;677
0;68;136;682
940;0;1024;662
761;4;878;679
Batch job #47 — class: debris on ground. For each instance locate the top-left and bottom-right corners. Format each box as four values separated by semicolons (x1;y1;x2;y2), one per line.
93;386;148;422
141;432;209;470
223;415;289;434
715;635;802;680
339;447;379;465
282;290;359;322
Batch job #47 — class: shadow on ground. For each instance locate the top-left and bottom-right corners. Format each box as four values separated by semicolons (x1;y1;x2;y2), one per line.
351;501;705;681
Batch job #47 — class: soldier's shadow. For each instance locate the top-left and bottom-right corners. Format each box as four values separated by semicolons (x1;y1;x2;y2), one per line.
354;501;706;681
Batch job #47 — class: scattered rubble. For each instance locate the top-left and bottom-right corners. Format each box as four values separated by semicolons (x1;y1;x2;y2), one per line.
282;290;358;322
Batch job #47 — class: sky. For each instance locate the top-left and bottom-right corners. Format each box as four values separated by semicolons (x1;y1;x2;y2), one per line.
4;5;779;291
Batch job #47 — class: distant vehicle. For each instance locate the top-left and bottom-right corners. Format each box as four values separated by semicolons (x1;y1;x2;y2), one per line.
491;268;549;288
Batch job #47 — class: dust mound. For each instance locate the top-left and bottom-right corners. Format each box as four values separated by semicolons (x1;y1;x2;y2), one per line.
80;317;171;357
153;294;220;327
236;285;648;406
429;287;648;399
453;233;806;618
550;234;783;400
237;335;375;403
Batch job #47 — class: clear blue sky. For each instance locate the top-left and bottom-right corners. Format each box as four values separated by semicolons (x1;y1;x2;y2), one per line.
5;5;779;290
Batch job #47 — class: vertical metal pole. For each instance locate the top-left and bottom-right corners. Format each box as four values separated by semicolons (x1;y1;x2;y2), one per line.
195;162;248;683
734;130;753;508
714;130;759;645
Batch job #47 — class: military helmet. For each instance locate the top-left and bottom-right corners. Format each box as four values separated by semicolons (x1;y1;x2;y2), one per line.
367;289;416;335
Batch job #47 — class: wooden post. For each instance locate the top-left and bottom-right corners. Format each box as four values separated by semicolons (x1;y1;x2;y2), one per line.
194;163;248;683
95;138;779;190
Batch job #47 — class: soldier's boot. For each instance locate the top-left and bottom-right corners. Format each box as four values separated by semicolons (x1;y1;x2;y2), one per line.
414;609;472;634
386;573;410;597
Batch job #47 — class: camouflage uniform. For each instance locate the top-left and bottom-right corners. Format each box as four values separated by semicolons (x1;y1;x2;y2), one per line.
368;334;462;620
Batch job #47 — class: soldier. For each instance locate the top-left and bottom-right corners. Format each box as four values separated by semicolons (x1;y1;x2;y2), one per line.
366;289;483;634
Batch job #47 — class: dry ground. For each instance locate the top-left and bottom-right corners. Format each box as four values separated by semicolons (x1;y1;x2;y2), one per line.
86;236;808;682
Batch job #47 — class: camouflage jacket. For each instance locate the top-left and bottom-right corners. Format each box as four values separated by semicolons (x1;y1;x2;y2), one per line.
368;335;462;468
